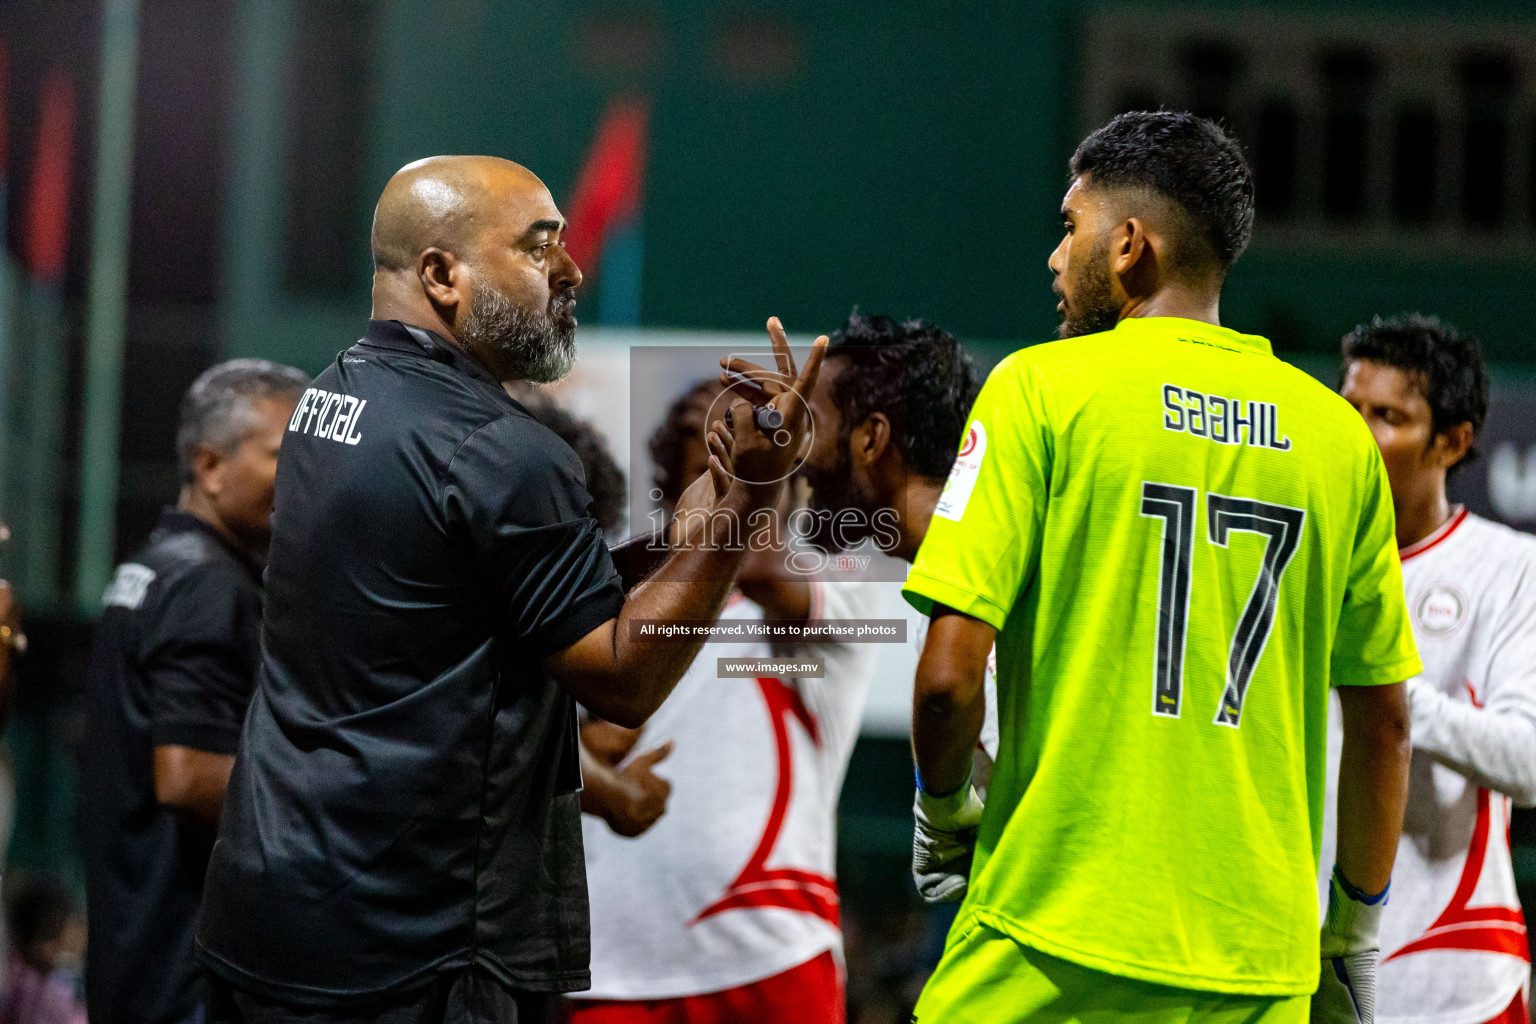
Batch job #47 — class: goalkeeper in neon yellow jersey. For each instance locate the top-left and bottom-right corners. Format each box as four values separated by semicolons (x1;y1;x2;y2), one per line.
904;111;1419;1024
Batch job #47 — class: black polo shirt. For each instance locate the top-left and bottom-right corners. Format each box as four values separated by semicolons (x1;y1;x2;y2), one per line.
82;508;265;1024
197;320;623;1005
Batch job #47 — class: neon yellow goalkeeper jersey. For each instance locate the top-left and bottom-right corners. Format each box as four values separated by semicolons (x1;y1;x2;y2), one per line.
903;317;1421;996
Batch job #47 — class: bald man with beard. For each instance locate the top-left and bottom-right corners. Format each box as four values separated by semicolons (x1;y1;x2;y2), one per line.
196;157;825;1024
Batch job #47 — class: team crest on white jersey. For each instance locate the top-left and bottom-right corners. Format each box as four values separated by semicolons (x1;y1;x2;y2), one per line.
1413;582;1468;636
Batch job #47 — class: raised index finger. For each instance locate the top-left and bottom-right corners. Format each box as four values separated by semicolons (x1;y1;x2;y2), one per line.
765;317;798;379
786;335;830;426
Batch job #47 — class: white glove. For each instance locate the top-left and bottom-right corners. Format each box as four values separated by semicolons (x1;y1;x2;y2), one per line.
1313;868;1388;1024
912;773;985;904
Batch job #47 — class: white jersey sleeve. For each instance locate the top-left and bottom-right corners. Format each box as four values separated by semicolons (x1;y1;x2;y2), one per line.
977;648;999;762
1406;552;1536;806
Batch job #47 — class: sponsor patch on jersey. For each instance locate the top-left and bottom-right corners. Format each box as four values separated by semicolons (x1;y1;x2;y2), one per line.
103;563;156;611
1414;583;1468;636
935;421;986;522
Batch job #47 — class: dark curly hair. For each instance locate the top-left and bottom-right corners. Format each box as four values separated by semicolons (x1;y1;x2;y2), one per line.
826;313;979;479
519;393;628;533
650;378;723;510
1070;110;1256;272
1342;312;1489;475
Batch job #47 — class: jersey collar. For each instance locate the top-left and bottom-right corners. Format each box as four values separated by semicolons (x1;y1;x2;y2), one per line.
359;319;503;390
155;506;265;582
1399;505;1468;562
1113;316;1273;356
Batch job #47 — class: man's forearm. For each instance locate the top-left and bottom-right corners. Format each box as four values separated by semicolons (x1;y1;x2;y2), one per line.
615;489;765;693
913;683;986;797
912;611;995;796
735;504;811;625
153;745;235;831
1335;682;1412;894
555;486;774;727
579;746;629;819
1408;679;1536;805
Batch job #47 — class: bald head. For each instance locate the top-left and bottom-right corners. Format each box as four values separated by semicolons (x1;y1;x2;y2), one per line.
368;155;583;386
371;155;549;273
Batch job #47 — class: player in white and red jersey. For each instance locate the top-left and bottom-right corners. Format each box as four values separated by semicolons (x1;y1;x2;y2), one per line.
1325;313;1536;1024
719;312;994;903
575;582;876;1018
570;377;879;1024
574;314;982;1022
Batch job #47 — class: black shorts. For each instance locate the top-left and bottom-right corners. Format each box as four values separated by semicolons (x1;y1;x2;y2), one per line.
205;969;561;1024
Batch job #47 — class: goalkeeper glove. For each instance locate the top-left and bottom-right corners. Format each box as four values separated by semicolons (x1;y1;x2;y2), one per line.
1313;867;1388;1024
911;769;985;904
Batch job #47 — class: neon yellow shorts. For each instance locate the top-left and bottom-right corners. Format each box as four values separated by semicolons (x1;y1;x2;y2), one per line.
913;913;1309;1024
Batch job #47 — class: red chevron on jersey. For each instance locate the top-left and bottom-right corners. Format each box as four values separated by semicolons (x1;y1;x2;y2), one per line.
693;679;840;927
1385;787;1530;964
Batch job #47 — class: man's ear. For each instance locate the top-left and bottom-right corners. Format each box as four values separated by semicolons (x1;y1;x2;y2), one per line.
1114;216;1158;298
418;247;463;313
1435;421;1475;470
191;445;224;498
853;413;892;468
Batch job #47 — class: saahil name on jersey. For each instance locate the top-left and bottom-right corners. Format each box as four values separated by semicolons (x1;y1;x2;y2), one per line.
1161;383;1291;451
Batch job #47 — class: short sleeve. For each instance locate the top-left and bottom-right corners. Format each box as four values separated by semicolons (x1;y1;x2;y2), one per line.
903;354;1051;630
143;564;262;755
1330;447;1422;687
443;414;624;657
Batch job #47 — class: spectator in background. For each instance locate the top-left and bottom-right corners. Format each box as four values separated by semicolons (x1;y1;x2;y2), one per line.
80;359;307;1024
2;873;87;1024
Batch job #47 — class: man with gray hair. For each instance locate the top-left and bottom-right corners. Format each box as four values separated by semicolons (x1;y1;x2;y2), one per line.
82;357;308;1024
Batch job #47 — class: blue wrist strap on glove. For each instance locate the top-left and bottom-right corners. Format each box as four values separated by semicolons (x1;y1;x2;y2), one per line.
1334;867;1389;906
915;764;970;800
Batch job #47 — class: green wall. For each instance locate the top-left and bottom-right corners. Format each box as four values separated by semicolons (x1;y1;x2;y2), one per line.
222;0;1536;370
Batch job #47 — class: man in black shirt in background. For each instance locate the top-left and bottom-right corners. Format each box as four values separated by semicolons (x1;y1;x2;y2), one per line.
82;358;309;1024
198;156;824;1024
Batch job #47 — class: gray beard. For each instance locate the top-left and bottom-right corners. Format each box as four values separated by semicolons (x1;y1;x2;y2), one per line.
462;283;577;384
